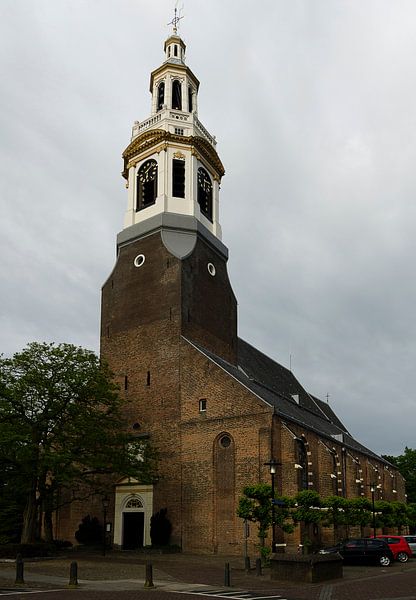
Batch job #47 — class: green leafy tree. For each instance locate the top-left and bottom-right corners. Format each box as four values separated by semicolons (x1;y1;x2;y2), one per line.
406;503;416;530
0;459;25;543
0;342;157;544
237;483;294;559
321;495;349;542
292;490;322;522
395;502;411;530
383;447;416;503
292;490;322;549
237;483;272;551
342;497;372;536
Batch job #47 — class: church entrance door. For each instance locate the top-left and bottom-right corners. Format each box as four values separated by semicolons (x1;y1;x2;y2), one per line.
122;512;144;549
113;482;153;549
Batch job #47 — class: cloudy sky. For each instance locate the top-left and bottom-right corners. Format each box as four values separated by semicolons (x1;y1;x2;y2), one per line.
1;0;416;456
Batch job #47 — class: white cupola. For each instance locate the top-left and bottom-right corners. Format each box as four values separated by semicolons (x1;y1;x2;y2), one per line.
121;26;224;241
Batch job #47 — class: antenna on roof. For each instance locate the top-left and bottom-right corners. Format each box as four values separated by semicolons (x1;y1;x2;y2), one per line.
289;353;292;372
326;393;330;404
168;3;184;35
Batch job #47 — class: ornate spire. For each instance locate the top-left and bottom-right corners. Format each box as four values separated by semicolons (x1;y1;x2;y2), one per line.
167;5;184;36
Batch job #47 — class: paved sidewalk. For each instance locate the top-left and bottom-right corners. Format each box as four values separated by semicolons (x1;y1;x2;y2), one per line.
1;551;416;599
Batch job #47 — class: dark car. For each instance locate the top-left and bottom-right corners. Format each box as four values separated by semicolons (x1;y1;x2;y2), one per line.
319;538;394;566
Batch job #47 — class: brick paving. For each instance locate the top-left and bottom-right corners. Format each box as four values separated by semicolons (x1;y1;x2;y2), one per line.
0;551;415;599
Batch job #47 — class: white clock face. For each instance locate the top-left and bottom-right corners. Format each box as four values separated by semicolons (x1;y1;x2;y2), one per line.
139;161;157;183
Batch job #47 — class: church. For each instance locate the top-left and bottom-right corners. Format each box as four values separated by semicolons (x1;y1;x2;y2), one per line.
57;26;405;554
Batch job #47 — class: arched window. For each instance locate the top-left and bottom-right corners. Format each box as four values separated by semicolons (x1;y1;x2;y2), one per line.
172;80;182;110
136;159;158;211
296;438;308;491
125;497;143;509
188;86;193;112
157;82;165;111
197;167;213;221
213;433;235;552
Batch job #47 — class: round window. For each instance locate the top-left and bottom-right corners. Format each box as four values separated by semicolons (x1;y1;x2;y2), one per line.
134;254;145;268
219;435;231;448
207;262;216;276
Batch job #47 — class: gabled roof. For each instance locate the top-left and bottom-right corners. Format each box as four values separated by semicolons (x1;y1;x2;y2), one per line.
183;336;388;464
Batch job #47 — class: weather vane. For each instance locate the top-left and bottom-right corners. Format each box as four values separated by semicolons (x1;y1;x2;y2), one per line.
168;3;184;35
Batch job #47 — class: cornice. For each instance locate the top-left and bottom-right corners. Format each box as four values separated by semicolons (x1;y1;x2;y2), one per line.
150;63;199;92
122;129;225;179
164;35;186;52
191;135;225;178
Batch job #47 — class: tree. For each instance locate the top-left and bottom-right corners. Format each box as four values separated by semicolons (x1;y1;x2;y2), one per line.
321;495;349;543
237;483;293;559
0;342;156;544
383;447;416;504
406;503;416;531
292;490;322;550
237;483;272;552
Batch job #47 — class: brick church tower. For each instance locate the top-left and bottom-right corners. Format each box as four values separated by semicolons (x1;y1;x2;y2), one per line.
100;27;238;550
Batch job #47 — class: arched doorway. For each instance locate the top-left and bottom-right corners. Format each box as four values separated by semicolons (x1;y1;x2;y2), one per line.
113;480;153;549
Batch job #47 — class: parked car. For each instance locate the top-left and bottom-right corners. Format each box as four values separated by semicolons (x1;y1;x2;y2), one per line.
374;535;412;562
402;535;416;556
319;538;393;566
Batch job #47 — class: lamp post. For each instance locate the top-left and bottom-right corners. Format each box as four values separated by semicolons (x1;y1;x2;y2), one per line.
102;495;110;556
264;459;280;553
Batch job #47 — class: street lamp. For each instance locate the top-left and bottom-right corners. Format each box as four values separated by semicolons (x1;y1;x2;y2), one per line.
102;495;110;556
264;459;281;553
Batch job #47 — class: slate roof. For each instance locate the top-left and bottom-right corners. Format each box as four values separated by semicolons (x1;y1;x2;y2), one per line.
184;336;388;465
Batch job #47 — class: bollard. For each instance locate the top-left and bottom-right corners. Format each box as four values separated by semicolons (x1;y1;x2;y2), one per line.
68;561;78;587
144;560;154;588
244;556;251;573
255;557;262;577
15;553;24;584
224;562;231;587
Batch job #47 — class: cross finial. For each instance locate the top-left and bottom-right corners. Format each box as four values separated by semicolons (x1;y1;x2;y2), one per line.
168;4;184;35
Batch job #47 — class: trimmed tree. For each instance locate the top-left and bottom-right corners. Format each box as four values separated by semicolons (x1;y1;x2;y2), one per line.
292;490;322;551
321;495;349;543
237;483;293;560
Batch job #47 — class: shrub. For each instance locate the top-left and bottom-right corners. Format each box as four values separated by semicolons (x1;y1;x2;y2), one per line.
150;508;172;546
74;515;102;545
